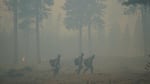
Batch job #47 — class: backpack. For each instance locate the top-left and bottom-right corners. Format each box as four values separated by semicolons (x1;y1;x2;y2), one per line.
49;59;56;67
74;57;79;65
84;58;91;67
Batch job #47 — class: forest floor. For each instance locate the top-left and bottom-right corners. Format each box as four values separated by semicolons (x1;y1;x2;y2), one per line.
0;71;150;84
0;65;150;84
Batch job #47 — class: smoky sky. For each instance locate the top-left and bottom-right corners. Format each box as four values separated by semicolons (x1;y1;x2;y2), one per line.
0;0;147;73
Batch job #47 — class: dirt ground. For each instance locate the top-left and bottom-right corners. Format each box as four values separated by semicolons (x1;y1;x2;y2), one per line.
0;64;150;84
0;70;150;84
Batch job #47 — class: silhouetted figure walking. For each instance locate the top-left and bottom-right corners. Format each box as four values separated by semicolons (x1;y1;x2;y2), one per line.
49;54;61;76
83;54;95;74
74;53;84;74
145;55;150;72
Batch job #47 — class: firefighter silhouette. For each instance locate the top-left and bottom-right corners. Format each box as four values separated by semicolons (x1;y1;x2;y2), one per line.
83;54;95;74
49;54;61;76
74;53;84;74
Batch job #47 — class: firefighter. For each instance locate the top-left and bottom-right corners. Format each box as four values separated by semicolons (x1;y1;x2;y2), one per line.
83;54;95;74
49;54;61;76
74;53;84;74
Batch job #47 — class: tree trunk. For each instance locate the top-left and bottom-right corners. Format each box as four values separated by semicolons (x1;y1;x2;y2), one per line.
88;23;92;56
36;0;41;64
14;0;18;64
56;14;61;53
25;30;30;64
141;7;150;56
79;25;82;55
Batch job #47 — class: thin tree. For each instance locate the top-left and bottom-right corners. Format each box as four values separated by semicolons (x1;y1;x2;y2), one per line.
35;0;41;64
5;0;54;64
121;0;150;72
5;0;19;64
35;0;54;64
19;0;54;64
64;0;105;56
18;0;37;64
122;0;150;55
18;0;55;64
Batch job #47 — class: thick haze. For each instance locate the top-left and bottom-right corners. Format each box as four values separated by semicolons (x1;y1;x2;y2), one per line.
0;0;147;73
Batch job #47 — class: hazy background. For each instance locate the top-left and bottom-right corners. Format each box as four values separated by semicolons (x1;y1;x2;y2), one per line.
0;0;148;73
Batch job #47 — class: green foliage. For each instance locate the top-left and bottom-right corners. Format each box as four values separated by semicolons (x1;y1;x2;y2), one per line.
4;0;18;11
19;0;53;30
19;18;32;30
64;0;105;30
18;0;37;18
4;0;54;30
122;0;150;6
121;0;150;15
124;5;137;15
44;0;54;6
